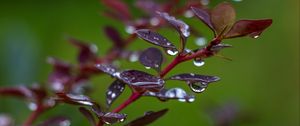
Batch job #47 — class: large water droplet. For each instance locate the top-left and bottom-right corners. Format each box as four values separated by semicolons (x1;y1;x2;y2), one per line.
184;10;194;18
28;102;37;111
193;59;205;67
150;17;160;26
189;82;207;93
129;53;139;62
59;120;71;126
195;37;207;46
125;26;136;34
166;49;178;56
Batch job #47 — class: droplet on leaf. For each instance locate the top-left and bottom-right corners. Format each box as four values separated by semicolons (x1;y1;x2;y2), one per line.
193;59;205;67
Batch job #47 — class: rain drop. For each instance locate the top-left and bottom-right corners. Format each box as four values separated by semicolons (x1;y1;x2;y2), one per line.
195;37;207;46
28;102;37;111
232;0;242;2
150;17;160;26
129;53;139;62
89;44;98;53
189;83;207;93
201;0;210;5
166;49;178;56
125;25;136;34
187;97;195;102
59;120;71;126
184;10;194;18
193;59;205;67
253;35;259;39
145;66;151;69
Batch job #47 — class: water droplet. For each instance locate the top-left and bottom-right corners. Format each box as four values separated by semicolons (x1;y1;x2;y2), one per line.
125;26;136;34
187;97;195;102
104;121;111;125
189;83;207;93
195;37;207;46
52;82;64;91
193;59;205;67
201;0;210;5
129;53;139;62
28;102;37;111
120;118;125;122
166;49;178;56
184;10;194;18
89;44;98;53
145;66;151;69
232;0;242;2
150;17;160;26
253;35;259;39
178;98;186;102
59;120;71;126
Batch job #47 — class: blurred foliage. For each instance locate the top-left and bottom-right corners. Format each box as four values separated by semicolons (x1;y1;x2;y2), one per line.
0;0;299;126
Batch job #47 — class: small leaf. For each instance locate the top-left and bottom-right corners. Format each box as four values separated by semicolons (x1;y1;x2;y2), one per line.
106;80;126;107
79;107;96;126
139;47;163;71
135;29;177;51
125;109;168;126
190;7;214;33
211;2;236;36
101;112;127;125
68;38;98;64
47;57;72;91
119;70;164;92
168;73;220;84
211;43;232;52
36;116;70;126
104;26;125;48
157;11;190;38
101;0;132;21
224;19;273;39
55;93;94;106
95;64;120;77
144;88;195;103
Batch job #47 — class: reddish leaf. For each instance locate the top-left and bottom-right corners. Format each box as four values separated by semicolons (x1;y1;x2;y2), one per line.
95;64;120;77
168;73;220;84
125;109;168;126
55;93;94;106
106;80;125;107
101;0;132;21
119;70;164;92
144;88;195;102
79;107;96;126
157;11;190;38
47;57;72;91
104;26;125;48
224;19;273;39
101;112;127;125
139;47;163;71
68;38;98;64
211;2;236;36
191;7;214;32
136;29;177;50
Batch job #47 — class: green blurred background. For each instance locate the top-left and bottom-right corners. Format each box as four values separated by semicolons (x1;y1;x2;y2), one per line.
0;0;299;126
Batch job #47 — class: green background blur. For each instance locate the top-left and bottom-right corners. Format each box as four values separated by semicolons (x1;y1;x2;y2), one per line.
0;0;299;126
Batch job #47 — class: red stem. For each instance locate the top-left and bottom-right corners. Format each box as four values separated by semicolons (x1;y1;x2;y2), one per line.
23;106;44;126
112;92;142;113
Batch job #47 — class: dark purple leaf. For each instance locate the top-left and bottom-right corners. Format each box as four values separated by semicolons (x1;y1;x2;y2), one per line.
144;88;195;103
157;11;190;38
119;70;164;92
139;47;163;71
101;112;127;125
36;116;70;126
190;7;214;33
101;0;132;21
106;80;125;107
224;19;273;39
79;107;96;126
135;29;177;51
211;2;236;36
68;38;98;64
168;73;220;84
47;57;72;91
125;109;168;126
135;0;162;15
104;26;125;48
55;93;94;106
95;64;120;77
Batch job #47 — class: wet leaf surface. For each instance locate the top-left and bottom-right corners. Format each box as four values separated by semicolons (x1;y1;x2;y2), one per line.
168;73;220;84
191;7;214;32
106;80;125;107
144;88;195;102
55;93;94;106
139;47;163;71
95;64;120;77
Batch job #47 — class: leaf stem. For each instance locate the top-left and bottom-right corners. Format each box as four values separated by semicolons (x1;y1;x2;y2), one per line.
112;92;142;113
